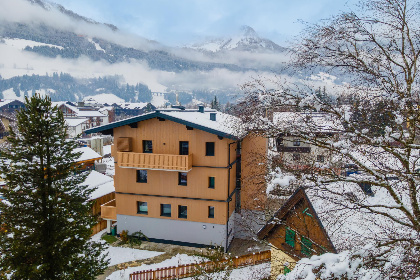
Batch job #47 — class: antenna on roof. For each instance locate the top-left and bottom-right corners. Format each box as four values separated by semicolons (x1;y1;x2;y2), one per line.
175;92;181;106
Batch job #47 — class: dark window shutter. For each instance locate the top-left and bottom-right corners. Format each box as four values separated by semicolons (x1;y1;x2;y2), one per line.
301;236;312;256
285;228;295;247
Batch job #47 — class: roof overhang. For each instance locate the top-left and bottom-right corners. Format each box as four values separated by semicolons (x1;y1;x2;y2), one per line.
85;111;241;140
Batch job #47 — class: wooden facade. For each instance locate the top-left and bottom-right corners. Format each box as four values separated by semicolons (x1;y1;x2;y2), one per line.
111;117;238;224
240;133;268;210
258;188;336;278
92;193;115;235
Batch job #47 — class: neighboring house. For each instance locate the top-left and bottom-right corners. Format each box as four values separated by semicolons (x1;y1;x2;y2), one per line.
272;112;342;170
0;114;16;143
82;170;115;235
85;105;246;250
53;102;108;128
74;146;102;171
257;182;396;279
65;118;90;138
0;99;25;114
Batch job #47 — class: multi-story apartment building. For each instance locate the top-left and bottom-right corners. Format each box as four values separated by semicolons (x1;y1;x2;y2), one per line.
86;106;244;249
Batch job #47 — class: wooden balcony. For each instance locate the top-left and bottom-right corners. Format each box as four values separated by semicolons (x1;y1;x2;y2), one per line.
116;152;192;172
101;199;117;220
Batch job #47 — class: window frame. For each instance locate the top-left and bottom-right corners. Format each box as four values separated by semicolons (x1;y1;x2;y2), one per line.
205;142;215;156
317;155;325;163
136;170;148;183
208;206;215;218
137;201;148;215
179;141;189;155
178;205;188;219
160;204;171;217
293;139;301;146
208;177;215;189
178;172;187;186
143;140;153;153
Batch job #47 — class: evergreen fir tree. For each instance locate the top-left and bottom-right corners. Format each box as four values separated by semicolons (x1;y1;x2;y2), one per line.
0;94;108;280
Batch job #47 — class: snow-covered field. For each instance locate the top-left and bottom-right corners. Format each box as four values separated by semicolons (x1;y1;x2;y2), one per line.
91;230;164;267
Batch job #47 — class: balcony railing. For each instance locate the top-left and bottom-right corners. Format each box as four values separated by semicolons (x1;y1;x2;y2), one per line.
101;199;117;220
117;152;192;172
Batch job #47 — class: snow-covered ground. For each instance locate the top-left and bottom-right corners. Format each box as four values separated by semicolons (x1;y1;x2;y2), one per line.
91;229;163;267
106;255;270;280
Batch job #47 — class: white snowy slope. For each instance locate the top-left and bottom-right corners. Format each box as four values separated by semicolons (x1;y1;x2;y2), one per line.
188;26;286;53
2;38;64;50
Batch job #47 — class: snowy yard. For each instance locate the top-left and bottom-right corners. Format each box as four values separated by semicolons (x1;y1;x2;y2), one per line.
91;230;164;267
91;230;270;280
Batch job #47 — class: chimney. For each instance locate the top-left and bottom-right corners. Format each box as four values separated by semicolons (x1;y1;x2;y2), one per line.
210;113;216;121
198;105;204;113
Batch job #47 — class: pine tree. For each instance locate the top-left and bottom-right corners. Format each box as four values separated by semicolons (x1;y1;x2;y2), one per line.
0;94;108;279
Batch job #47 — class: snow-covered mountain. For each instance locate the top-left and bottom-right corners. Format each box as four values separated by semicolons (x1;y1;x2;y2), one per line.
188;26;287;53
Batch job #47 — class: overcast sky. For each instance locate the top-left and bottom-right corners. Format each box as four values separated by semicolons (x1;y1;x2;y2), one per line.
51;0;358;47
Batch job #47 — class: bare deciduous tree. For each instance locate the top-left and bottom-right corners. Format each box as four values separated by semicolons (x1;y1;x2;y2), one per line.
238;0;420;278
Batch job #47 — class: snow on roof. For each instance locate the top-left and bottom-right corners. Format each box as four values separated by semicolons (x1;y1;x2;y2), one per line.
273;112;343;134
305;182;412;252
65;118;88;127
159;109;245;138
0;99;20;108
74;147;102;162
82;170;114;200
85;108;245;139
53;102;106;118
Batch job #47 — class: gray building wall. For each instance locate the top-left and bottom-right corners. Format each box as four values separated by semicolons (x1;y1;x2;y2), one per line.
117;214;228;247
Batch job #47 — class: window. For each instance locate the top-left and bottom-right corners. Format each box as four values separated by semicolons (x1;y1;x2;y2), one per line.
276;137;284;147
358;182;373;196
179;141;189;155
317;155;325;163
160;204;171;217
285;228;296;248
136;170;147;183
143;140;153;153
208;177;215;189
206;142;215;156
178;205;187;219
137;202;148;214
208;206;214;218
178;172;187;186
293;139;301;146
293;153;300;161
301;236;312;256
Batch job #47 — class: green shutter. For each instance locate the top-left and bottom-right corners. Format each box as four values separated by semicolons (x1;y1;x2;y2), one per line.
285;228;295;247
284;266;291;275
301;237;312;256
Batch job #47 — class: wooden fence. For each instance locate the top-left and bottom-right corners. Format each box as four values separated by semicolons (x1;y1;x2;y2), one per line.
129;250;271;280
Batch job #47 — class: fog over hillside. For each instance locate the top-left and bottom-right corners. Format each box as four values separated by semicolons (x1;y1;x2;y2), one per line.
0;0;336;104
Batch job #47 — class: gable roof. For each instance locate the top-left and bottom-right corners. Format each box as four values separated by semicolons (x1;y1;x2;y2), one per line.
84;108;245;140
74;147;102;163
82;170;114;200
53;102;106;118
257;187;337;253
